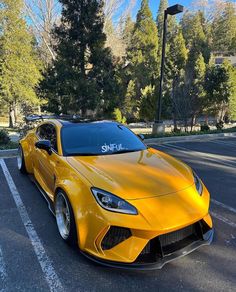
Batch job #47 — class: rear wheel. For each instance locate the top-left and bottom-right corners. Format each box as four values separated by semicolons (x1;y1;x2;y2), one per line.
55;190;77;246
17;145;27;174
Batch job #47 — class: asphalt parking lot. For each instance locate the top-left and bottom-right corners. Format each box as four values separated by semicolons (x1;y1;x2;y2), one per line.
0;136;235;292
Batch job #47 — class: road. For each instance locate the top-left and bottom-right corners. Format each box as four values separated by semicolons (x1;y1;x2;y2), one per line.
0;136;235;292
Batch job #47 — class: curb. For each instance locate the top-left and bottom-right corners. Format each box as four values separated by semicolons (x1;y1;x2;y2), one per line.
144;132;236;144
0;148;18;158
0;132;235;157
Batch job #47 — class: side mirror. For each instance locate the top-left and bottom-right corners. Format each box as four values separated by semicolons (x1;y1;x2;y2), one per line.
138;134;145;141
35;140;52;155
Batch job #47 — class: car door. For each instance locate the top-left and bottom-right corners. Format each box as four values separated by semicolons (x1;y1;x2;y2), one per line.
35;123;59;199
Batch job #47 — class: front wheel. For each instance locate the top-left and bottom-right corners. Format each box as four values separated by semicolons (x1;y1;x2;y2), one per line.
55;190;77;246
17;145;27;174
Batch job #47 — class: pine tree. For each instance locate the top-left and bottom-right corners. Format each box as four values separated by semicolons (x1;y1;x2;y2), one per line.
0;0;42;127
155;0;178;120
156;0;176;44
181;11;210;63
212;2;236;54
185;52;206;129
126;0;159;119
139;85;156;121
166;29;188;129
156;0;168;42
122;15;134;50
205;61;236;121
41;0;117;116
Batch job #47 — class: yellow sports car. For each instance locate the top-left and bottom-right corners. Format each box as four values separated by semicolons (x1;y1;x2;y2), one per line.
18;116;213;269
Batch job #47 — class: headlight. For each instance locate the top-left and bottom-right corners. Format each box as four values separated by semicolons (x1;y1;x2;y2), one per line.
193;172;203;196
91;188;138;215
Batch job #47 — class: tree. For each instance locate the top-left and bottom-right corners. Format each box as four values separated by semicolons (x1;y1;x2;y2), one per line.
122;15;135;50
185;51;206;129
156;0;177;56
156;0;168;42
41;0;117;116
126;0;159;120
205;61;236;121
104;19;125;58
212;2;236;54
181;11;210;63
24;0;61;65
122;80;136;119
139;85;156;121
189;0;227;22
0;0;42;127
104;0;136;58
228;66;236;121
166;29;188;129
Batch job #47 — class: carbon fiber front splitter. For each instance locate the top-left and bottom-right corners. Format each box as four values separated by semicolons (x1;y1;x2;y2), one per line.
81;229;214;270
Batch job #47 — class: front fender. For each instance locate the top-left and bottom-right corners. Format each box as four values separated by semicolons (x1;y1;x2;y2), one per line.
20;136;35;174
55;169;94;249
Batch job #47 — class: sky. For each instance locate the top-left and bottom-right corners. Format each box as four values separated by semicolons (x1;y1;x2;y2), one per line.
134;0;196;18
134;0;236;18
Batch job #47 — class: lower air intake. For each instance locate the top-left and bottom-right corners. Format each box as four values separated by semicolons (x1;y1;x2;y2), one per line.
159;224;195;247
136;221;210;263
101;226;132;250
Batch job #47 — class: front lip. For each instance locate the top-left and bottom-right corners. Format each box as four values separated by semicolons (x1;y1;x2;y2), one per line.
81;229;214;270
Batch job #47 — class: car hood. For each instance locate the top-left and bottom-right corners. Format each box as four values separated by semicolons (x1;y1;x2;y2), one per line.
66;148;195;200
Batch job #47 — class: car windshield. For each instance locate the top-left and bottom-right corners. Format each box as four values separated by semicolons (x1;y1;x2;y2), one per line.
61;123;146;156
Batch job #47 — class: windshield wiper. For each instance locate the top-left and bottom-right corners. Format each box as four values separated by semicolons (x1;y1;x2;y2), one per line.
112;149;140;154
66;153;98;157
66;149;144;156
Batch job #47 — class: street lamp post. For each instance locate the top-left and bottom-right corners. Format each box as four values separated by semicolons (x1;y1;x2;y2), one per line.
153;4;184;134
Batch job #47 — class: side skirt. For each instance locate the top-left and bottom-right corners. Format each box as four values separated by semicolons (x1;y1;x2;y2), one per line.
29;175;56;216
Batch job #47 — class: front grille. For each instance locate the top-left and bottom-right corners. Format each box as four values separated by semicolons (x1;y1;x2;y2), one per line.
101;226;132;250
159;224;198;255
136;220;210;263
159;224;195;247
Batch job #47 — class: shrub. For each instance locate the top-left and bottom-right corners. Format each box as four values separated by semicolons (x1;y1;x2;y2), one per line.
113;108;126;124
216;120;224;130
200;124;210;131
0;129;10;145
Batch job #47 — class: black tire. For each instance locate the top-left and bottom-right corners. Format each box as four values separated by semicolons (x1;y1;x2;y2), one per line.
55;190;78;246
17;145;27;174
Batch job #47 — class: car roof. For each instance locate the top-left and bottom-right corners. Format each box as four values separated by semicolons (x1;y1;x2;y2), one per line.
43;118;119;128
26;115;118;128
58;120;118;127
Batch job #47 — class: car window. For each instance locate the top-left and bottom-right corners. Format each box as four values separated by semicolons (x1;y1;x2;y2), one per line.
61;123;146;156
37;124;58;152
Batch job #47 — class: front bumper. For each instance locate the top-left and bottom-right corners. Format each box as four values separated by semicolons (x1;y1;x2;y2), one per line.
76;184;213;268
82;229;214;270
81;220;214;270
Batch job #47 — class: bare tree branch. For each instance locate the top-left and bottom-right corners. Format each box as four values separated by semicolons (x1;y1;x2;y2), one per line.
24;0;137;61
24;0;60;63
104;0;136;57
189;0;235;22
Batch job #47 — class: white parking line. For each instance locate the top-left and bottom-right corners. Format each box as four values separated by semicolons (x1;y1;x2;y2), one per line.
0;159;63;292
211;212;236;228
211;199;236;214
0;245;7;292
